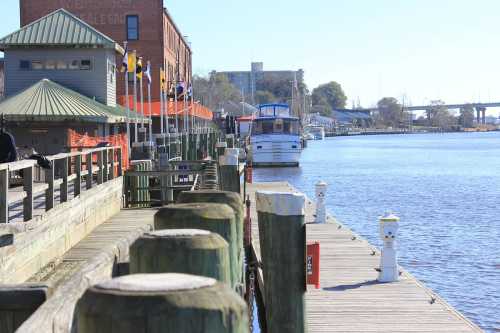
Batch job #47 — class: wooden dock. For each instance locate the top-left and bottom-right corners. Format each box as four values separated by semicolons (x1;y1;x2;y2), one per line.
248;182;483;333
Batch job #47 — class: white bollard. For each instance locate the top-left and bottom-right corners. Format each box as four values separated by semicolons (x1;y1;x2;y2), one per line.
315;181;327;224
378;213;400;282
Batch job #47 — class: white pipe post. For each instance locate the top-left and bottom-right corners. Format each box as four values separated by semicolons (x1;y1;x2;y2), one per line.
124;41;130;157
147;61;152;144
133;50;138;143
378;213;400;283
315;181;327;224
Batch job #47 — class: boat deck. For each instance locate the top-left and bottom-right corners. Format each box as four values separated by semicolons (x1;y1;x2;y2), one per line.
248;182;482;333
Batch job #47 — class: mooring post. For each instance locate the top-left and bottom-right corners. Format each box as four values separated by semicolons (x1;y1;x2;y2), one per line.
73;273;249;333
219;149;240;194
177;190;245;287
130;229;231;284
256;191;307;333
315;180;327;224
378;213;400;283
0;166;8;223
154;203;239;288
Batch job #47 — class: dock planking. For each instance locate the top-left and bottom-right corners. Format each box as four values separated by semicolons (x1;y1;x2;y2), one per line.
247;182;482;333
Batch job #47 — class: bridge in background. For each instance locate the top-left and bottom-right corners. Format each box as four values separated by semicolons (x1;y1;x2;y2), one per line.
347;102;500;124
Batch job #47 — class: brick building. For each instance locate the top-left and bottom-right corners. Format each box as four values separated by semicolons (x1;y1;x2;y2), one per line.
19;0;192;106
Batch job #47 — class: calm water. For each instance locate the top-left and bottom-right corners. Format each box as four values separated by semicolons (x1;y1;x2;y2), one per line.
254;131;500;332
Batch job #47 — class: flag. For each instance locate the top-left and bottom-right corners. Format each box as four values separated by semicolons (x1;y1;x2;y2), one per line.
121;44;128;73
144;61;151;85
160;68;166;90
127;53;136;73
136;57;143;79
187;83;193;97
176;81;185;96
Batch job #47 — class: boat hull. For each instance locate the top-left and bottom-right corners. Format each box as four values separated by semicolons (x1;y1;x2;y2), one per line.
249;134;302;167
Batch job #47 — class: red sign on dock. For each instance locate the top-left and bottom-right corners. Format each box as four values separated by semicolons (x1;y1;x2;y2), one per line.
307;242;320;289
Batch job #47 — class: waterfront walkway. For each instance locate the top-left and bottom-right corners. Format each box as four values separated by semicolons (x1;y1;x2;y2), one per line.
248;182;482;333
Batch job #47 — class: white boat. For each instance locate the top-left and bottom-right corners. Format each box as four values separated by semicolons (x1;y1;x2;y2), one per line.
304;125;325;140
249;104;302;167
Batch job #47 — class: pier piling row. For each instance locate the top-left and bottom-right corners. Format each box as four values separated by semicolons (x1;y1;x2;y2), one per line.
74;273;249;333
154;203;239;288
130;229;231;284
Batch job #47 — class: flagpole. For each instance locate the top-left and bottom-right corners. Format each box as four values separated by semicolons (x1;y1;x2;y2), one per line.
165;81;170;148
133;50;138;143
123;41;130;157
147;61;152;144
160;66;164;144
140;63;145;137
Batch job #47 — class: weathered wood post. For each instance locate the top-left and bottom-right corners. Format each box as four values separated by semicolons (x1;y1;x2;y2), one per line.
130;229;231;284
74;154;82;197
96;150;104;185
256;191;307;333
23;165;33;221
219;149;240;194
0;165;8;223
177;190;244;287
74;273;249;333
85;152;93;190
45;162;54;211
102;148;109;183
154;203;239;288
216;141;227;161
60;157;68;203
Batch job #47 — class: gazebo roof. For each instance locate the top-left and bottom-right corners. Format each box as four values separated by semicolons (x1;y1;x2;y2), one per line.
0;79;147;124
0;8;124;54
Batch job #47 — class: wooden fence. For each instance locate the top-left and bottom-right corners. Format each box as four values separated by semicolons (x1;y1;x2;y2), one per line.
0;147;122;224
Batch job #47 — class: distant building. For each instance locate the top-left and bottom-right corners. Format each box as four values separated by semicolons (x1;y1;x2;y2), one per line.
0;58;4;100
0;9;144;156
19;0;193;106
218;62;304;105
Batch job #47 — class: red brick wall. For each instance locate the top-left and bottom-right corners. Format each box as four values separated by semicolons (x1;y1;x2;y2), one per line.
19;0;192;103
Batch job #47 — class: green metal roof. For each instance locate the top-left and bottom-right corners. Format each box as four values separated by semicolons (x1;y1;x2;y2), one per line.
0;9;124;54
0;79;147;124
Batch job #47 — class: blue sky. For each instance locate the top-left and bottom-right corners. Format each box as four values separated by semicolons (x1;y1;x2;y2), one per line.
1;0;500;113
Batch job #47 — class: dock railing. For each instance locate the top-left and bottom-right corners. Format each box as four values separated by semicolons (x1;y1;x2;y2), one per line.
0;147;122;224
123;159;214;207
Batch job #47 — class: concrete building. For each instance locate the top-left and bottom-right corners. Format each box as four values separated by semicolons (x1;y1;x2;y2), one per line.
19;0;192;105
219;62;304;105
0;58;4;100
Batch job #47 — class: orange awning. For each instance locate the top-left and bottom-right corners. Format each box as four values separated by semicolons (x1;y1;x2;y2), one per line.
118;96;213;120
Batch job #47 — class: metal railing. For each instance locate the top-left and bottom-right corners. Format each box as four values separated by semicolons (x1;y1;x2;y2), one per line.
0;147;122;224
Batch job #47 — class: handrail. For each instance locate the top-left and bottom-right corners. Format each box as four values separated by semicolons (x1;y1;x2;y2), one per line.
0;146;123;224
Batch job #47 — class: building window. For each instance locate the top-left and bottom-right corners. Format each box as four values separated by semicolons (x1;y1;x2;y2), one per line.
80;60;92;70
45;60;56;70
56;60;67;70
20;60;30;70
127;15;139;40
31;60;43;70
69;60;79;70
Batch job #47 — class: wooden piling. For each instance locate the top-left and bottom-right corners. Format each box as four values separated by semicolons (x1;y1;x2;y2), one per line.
154;203;239;288
129;229;231;284
74;273;249;333
219;150;240;194
216;142;227;161
177;190;245;286
256;191;307;333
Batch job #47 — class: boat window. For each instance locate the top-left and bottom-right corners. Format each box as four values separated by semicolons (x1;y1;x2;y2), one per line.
274;119;284;133
262;121;274;134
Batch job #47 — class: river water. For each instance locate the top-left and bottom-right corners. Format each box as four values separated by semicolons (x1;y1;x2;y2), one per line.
253;131;500;332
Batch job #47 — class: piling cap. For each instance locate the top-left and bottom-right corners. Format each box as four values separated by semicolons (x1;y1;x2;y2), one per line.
145;229;211;238
219;154;238;166
256;191;305;216
225;148;240;156
216;142;227;148
315;180;328;187
94;273;216;294
379;213;400;223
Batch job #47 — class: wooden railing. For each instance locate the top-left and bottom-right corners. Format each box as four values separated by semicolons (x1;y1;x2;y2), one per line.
123;160;214;207
0;147;122;224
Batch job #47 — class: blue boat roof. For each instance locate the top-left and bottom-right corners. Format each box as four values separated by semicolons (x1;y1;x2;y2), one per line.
258;103;290;109
253;116;299;121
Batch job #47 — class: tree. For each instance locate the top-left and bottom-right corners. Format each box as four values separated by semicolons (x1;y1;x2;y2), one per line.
427;100;457;129
311;81;347;110
193;72;241;110
311;96;332;116
377;97;403;128
458;104;474;128
255;90;277;105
